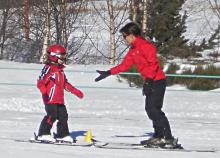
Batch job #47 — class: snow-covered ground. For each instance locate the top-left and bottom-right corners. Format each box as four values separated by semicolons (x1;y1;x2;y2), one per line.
0;61;219;158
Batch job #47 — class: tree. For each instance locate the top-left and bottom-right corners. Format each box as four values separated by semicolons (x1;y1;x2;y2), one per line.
141;0;148;36
129;0;147;36
23;0;30;40
0;0;90;63
147;0;188;56
188;0;220;55
130;0;188;57
130;0;138;22
0;4;22;61
207;0;220;51
40;0;51;63
91;0;129;64
0;8;10;59
208;0;220;19
208;25;220;49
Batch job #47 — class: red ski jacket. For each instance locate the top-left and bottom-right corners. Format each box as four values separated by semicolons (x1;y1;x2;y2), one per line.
37;63;83;105
110;36;165;81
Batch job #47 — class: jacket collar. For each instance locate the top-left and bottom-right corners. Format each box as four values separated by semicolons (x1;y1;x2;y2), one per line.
49;63;65;71
131;36;144;48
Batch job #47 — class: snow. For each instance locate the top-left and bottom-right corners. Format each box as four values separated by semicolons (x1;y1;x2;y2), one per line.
0;1;219;156
0;61;219;158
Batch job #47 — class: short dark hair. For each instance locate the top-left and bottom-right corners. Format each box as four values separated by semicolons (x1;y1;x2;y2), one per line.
119;22;141;36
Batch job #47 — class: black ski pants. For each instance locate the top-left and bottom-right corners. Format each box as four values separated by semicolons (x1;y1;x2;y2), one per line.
144;79;172;139
38;104;70;138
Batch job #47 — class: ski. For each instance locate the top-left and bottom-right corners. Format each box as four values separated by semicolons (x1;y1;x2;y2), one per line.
93;141;217;153
14;134;217;153
14;132;93;147
15;139;93;147
15;139;217;152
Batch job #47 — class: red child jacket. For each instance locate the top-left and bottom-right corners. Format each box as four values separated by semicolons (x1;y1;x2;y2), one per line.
110;36;165;81
37;63;83;105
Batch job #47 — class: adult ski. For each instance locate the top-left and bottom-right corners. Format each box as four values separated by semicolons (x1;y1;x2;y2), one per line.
93;141;217;153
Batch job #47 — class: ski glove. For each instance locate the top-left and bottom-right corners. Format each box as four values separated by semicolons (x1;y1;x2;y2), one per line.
42;93;49;104
143;78;153;96
95;70;111;82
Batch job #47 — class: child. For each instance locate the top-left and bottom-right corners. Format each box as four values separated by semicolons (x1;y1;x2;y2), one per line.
36;44;84;143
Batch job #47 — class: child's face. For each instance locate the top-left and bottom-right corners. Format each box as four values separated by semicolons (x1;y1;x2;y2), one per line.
57;59;65;65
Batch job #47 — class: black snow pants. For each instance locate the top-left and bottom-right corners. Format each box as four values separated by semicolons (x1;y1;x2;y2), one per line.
38;104;70;138
144;79;172;139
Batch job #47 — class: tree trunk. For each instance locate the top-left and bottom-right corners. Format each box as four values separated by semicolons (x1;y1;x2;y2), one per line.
142;0;148;36
130;0;137;22
23;0;30;40
0;8;9;59
40;0;51;63
107;0;116;65
61;0;67;47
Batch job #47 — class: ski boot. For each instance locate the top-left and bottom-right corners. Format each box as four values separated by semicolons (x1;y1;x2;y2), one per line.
55;135;76;144
141;137;183;149
162;138;183;149
141;137;165;148
36;134;56;143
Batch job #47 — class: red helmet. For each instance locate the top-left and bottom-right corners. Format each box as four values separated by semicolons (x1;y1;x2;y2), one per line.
47;44;66;63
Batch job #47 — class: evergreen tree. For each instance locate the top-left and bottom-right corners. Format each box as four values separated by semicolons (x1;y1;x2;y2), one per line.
131;0;188;57
208;25;220;48
148;0;188;56
195;25;220;51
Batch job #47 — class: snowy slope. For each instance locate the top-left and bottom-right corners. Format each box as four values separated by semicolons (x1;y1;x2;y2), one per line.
0;61;219;158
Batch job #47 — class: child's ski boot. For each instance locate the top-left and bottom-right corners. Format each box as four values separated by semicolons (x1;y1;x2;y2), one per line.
36;134;56;143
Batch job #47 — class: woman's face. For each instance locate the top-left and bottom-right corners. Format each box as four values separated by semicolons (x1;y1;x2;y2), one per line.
122;33;136;45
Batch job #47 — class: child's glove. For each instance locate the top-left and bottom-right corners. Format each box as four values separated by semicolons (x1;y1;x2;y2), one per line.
42;93;49;104
95;70;111;82
143;78;153;96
